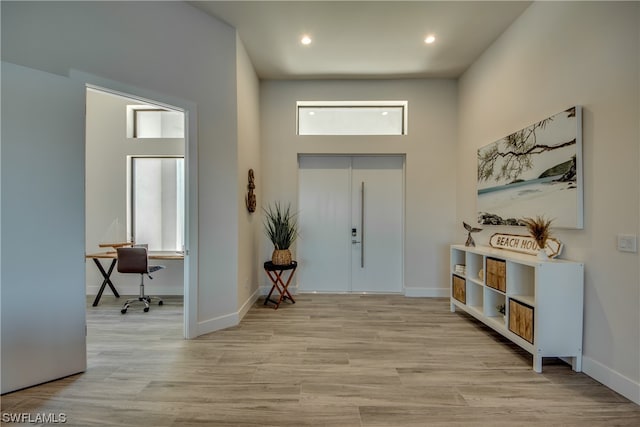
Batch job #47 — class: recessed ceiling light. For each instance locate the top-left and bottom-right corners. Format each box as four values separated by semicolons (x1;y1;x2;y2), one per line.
424;35;436;44
301;35;312;45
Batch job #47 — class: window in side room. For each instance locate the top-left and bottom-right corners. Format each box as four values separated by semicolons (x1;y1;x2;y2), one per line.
129;156;185;251
128;107;185;138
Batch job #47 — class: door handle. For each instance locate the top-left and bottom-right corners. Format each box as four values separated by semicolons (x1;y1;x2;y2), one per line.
360;181;365;268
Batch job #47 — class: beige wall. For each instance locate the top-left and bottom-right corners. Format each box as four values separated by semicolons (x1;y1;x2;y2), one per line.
236;34;262;312
260;79;458;294
458;1;639;401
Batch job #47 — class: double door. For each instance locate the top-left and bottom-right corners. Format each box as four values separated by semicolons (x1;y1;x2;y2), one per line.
298;155;404;293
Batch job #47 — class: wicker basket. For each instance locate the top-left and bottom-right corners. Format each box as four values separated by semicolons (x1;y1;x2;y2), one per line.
272;249;292;266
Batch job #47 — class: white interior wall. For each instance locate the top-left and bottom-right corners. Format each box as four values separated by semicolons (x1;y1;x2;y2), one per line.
2;1;243;335
458;1;639;403
260;79;458;295
85;89;184;296
236;34;262;312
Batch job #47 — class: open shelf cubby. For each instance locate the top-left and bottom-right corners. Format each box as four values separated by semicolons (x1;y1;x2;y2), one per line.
484;286;506;319
450;244;584;373
465;252;484;285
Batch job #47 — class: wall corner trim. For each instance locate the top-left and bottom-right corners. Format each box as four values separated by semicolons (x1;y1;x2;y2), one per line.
197;312;239;336
238;288;260;320
196;288;260;336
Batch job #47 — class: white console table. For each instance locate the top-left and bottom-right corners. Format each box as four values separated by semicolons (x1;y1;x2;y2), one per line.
450;244;584;373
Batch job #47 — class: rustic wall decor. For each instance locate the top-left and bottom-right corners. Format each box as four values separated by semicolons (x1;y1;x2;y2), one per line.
489;232;563;258
245;169;256;213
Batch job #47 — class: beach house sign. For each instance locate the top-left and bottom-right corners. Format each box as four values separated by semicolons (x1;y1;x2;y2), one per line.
489;233;563;258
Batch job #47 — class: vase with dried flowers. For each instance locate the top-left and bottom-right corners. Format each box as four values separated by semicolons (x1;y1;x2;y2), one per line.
522;215;553;260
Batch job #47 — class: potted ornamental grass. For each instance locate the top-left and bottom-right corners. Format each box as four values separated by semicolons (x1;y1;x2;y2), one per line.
263;202;298;265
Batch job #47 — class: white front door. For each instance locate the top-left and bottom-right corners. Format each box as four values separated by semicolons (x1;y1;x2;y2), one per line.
298;155;404;293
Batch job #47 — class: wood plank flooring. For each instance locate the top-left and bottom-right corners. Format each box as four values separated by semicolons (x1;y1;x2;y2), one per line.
1;294;639;426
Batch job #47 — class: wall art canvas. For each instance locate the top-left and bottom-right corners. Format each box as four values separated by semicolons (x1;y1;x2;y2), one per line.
477;106;583;229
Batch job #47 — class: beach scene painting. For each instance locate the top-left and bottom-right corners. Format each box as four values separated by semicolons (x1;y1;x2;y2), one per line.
477;106;583;229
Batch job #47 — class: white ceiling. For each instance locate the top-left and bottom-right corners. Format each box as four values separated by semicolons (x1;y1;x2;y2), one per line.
190;1;532;80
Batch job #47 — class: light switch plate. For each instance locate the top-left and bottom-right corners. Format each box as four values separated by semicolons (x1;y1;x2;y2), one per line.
617;234;638;253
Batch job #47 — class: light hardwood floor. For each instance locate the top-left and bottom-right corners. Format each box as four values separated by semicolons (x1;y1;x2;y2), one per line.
1;294;639;426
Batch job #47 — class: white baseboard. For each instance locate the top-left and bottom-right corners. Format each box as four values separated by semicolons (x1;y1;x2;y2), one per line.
260;285;447;298
196;287;260;336
404;287;449;297
582;355;640;404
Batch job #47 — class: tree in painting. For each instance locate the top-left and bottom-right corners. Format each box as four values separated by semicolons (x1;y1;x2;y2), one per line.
476;106;582;228
478;107;577;184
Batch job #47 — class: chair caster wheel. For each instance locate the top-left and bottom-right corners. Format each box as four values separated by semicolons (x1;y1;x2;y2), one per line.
121;309;127;314
144;307;149;312
159;301;163;306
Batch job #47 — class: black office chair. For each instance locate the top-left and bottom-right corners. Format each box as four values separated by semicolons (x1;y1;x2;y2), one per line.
116;247;165;314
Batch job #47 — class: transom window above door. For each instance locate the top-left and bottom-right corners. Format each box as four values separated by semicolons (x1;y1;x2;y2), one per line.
297;101;408;135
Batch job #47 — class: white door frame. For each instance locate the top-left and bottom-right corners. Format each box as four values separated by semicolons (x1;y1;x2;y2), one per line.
71;70;198;339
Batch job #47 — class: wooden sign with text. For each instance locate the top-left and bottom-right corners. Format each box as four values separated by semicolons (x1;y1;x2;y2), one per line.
489;233;563;259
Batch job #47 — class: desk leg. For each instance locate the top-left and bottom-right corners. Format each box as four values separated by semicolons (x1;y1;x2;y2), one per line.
92;258;119;307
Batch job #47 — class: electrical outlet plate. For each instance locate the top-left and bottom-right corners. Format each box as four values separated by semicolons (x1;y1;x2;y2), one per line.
617;234;638;253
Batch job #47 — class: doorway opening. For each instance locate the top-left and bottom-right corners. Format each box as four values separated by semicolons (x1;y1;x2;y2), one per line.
84;87;186;336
